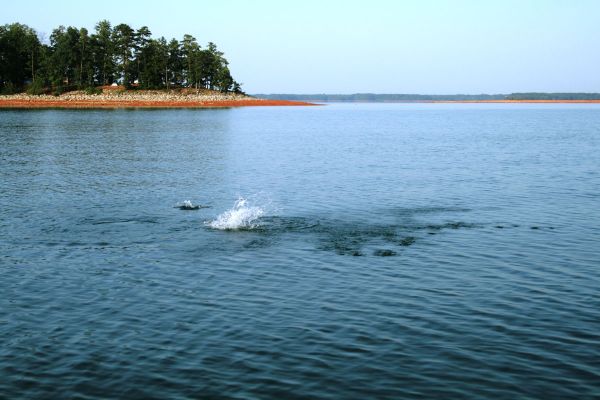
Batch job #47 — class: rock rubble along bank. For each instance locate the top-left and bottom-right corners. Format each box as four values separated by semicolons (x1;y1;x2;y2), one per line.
0;90;316;108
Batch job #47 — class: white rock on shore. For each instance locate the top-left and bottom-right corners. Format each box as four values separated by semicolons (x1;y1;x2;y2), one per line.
0;90;259;103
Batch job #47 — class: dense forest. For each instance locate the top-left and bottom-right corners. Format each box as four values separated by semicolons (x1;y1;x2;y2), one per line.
0;21;242;94
256;93;600;102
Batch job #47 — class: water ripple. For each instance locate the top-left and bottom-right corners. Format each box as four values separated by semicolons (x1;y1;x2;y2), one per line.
1;106;600;399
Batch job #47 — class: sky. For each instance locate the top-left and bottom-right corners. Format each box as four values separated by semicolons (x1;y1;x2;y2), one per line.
2;0;599;94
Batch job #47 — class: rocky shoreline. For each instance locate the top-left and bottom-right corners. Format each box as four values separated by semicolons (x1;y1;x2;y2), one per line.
0;90;316;108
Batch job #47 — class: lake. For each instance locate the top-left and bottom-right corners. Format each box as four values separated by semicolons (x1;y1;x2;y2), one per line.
1;103;599;399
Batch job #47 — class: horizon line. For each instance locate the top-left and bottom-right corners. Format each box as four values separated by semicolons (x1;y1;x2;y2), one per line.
253;91;600;95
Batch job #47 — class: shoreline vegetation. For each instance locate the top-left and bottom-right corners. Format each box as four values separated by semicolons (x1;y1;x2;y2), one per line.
0;21;314;108
1;21;244;97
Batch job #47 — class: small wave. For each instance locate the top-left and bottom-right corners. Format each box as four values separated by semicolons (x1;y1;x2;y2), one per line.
206;197;264;230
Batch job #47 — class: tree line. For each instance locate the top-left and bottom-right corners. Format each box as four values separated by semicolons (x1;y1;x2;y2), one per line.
0;21;242;94
256;94;506;102
257;93;600;102
505;93;600;100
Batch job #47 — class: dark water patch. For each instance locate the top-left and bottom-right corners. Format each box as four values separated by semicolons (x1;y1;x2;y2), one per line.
390;206;472;216
384;235;416;247
250;216;320;234
527;225;556;230
373;249;397;257
220;215;479;256
82;217;161;225
422;221;479;231
243;238;272;249
399;236;416;246
40;226;70;234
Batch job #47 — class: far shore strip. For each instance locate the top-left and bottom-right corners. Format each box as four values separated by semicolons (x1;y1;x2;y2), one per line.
2;92;599;108
427;100;600;103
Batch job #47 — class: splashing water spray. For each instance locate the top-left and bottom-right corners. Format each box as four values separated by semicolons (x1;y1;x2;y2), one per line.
206;197;265;230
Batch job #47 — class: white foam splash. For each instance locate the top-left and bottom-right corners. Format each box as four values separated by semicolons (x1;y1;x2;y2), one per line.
207;197;264;230
181;200;194;208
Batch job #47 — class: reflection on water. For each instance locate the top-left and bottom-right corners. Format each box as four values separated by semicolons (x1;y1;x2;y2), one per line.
1;105;600;399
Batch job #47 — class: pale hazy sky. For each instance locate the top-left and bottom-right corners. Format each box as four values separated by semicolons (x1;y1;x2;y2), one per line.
2;0;599;94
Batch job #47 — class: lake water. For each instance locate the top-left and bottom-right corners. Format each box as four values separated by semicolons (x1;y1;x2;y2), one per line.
1;104;599;399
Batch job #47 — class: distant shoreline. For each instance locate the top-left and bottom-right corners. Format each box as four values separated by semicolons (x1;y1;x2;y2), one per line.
428;100;600;104
255;93;600;103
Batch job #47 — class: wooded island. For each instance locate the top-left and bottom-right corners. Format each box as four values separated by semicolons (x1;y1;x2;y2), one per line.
0;21;241;95
0;21;317;108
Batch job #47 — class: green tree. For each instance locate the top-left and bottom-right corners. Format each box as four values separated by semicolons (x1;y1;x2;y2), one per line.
91;20;115;85
181;34;201;88
216;66;234;92
49;26;81;90
112;23;135;87
167;38;182;88
232;81;243;94
138;38;166;89
134;26;152;87
76;28;94;88
0;23;41;92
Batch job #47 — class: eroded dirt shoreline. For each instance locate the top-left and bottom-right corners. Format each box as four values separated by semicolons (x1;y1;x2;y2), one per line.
0;91;316;108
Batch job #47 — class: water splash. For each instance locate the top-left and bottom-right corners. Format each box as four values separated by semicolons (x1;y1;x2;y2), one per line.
207;197;265;230
176;200;207;210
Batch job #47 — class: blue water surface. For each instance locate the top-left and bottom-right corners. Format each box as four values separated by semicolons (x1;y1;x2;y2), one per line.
1;103;599;399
